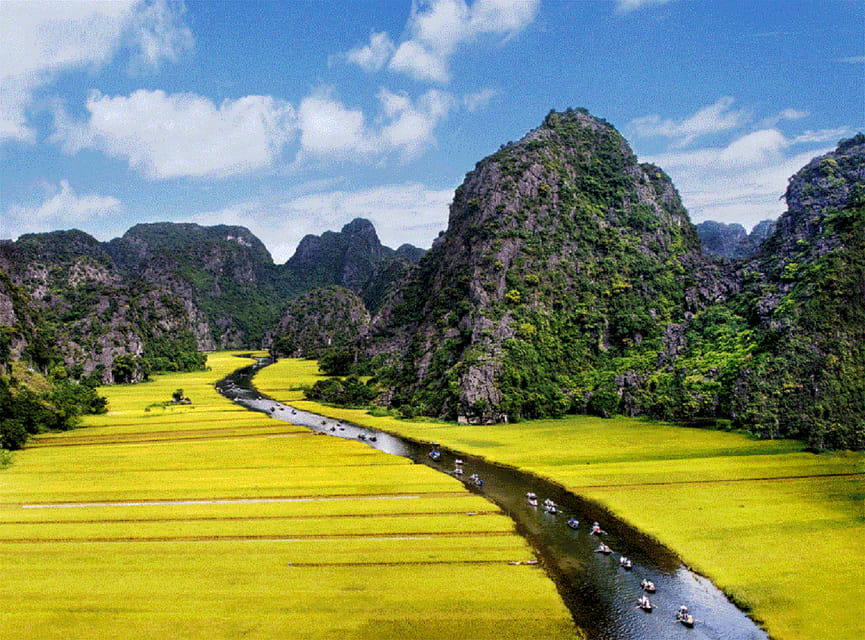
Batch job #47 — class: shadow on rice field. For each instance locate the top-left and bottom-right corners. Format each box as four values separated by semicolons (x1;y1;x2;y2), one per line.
0;352;576;640
254;358;865;640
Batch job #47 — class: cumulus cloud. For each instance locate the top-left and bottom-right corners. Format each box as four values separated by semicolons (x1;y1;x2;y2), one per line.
345;31;396;72
298;92;370;156
644;128;844;230
377;88;455;157
2;180;122;239
52;89;297;179
346;0;538;84
194;182;455;263
296;88;454;160
0;0;192;144
630;96;751;147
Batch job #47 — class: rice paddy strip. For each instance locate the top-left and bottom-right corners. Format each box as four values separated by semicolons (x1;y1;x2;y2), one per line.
254;357;865;640
0;352;576;640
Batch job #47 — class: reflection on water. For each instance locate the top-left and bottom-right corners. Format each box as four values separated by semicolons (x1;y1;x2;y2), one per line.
218;360;769;640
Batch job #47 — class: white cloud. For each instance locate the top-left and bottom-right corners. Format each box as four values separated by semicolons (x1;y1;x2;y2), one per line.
298;92;370;156
0;0;192;144
297;88;454;161
52;89;297;179
614;0;673;13
3;180;122;239
194;182;456;263
644;129;842;231
377;88;455;157
630;96;751;147
347;0;539;83
345;31;396;72
463;88;499;112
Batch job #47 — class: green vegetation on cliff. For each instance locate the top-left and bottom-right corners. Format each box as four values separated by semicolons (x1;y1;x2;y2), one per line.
364;112;863;450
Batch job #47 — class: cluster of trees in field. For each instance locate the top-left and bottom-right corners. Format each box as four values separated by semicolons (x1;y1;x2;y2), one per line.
0;365;106;450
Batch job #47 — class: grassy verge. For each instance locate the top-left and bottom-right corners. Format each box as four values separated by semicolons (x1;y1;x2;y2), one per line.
255;358;865;640
0;352;576;640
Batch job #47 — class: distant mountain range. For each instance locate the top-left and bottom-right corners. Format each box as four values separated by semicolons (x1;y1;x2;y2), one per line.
1;218;422;382
695;219;777;259
2;110;862;450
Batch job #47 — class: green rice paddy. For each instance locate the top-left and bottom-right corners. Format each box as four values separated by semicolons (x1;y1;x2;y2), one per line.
256;358;865;640
0;352;576;640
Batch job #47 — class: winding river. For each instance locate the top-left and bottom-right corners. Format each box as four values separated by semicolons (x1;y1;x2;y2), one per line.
217;359;770;640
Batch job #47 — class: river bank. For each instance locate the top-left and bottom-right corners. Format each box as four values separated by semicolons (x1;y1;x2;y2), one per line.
253;357;865;640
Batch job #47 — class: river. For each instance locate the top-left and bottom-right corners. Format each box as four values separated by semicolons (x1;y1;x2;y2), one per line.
217;359;770;640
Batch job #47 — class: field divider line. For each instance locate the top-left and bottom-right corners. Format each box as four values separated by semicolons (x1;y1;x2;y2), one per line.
0;511;498;526
16;491;468;509
20;495;422;509
576;471;864;490
26;430;304;448
0;531;514;544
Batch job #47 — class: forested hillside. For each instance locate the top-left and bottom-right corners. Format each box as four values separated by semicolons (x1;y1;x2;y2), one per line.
359;112;863;450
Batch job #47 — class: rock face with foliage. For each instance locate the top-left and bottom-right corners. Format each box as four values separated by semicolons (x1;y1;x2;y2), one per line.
107;223;288;349
722;134;865;448
286;218;425;313
0;230;206;384
363;112;863;450
368;109;706;422
696;219;776;259
1;218;420;384
272;286;370;358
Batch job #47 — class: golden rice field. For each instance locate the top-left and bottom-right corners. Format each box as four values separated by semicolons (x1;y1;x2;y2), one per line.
256;358;865;640
0;352;576;640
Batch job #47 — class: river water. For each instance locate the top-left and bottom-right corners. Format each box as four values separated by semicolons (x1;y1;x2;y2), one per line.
217;360;770;640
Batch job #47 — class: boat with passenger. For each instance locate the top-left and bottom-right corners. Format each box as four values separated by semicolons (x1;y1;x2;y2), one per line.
526;492;538;507
637;594;653;611
590;521;607;535
595;543;612;554
619;556;633;570
567;518;579;529
543;499;557;515
640;578;656;593
676;605;695;627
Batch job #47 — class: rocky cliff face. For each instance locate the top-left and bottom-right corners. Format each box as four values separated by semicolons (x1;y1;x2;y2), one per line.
362;113;862;449
273;286;370;358
697;219;777;259
0;230;207;382
285;218;424;313
107;222;285;349
722;134;865;448
1;218;425;383
369;109;706;422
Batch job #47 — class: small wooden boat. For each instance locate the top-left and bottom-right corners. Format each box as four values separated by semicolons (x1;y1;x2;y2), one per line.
544;499;557;515
429;450;441;462
619;556;633;570
595;543;612;554
368;435;377;442
640;579;656;593
526;492;538;507
469;474;483;487
454;467;464;475
567;518;579;529
358;433;366;440
637;595;653;611
455;459;463;466
676;606;694;627
590;522;606;535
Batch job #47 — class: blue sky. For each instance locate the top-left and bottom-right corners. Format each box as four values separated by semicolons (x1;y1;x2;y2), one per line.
2;0;863;262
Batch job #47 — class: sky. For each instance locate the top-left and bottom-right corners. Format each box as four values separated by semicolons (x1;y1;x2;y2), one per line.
1;0;863;263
